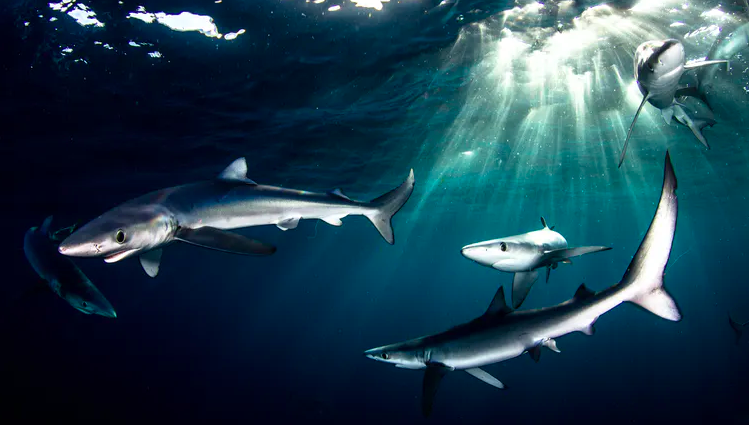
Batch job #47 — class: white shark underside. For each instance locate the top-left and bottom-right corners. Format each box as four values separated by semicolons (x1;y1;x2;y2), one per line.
366;151;681;417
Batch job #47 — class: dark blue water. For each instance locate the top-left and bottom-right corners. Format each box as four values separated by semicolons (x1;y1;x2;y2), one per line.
3;0;749;423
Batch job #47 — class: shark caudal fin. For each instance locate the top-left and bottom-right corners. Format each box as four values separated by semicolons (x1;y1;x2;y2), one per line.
620;151;682;321
365;169;415;244
729;314;748;345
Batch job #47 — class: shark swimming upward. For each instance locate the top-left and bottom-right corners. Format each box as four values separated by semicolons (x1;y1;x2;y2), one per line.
365;151;681;417
461;218;611;308
619;39;728;167
58;158;415;277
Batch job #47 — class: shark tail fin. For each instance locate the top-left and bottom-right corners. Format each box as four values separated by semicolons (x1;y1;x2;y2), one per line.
621;151;682;322
729;314;746;345
365;169;415;244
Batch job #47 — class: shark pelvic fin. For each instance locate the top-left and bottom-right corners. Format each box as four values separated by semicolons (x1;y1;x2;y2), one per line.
542;338;561;353
139;249;163;278
662;106;674;125
175;226;276;256
485;286;512;316
422;363;451;418
277;217;300;231
465;367;505;389
512;270;539;309
217;158;257;184
620;93;650;168
546;266;551;284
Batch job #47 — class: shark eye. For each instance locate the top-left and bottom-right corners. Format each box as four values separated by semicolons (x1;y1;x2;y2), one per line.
115;229;126;244
500;242;507;252
82;301;88;308
381;353;389;360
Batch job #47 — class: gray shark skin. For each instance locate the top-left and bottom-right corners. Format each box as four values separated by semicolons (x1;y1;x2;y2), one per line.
461;217;611;308
59;158;415;278
365;151;681;418
699;22;749;102
729;313;748;345
24;216;117;318
619;39;728;168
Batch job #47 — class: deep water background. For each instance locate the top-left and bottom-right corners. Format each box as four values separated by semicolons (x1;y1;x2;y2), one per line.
2;0;749;423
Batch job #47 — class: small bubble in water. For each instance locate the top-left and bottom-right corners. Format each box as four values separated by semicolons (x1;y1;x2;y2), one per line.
456;14;464;22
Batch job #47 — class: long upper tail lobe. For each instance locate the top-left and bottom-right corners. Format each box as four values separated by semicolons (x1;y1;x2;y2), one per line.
620;151;682;321
365;169;415;244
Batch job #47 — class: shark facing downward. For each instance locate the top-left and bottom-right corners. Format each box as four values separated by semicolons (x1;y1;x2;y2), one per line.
365;151;681;417
59;158;415;277
619;39;728;167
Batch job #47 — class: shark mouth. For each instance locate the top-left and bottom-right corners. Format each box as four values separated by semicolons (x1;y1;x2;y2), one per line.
104;249;139;263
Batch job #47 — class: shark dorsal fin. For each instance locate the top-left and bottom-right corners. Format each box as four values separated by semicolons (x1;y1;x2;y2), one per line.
540;217;548;229
574;283;595;300
328;188;351;201
485;286;512;316
218;158;257;184
40;216;53;236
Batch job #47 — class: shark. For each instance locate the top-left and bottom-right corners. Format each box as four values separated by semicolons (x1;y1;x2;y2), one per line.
672;95;716;150
619;39;728;167
24;216;117;318
58;158;415;278
365;151;681;417
729;313;748;345
461;218;611;308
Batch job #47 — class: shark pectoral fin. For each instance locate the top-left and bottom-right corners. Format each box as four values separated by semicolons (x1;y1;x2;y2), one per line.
620;93;650;168
217;157;257;184
485;286;512;316
321;216;344;226
175;227;276;256
139;249;163;278
277;217;300;231
465;368;505;389
542;338;561;353
511;270;539;309
422;364;451;418
662;106;674;125
683;59;729;70
528;346;541;363
546;246;612;262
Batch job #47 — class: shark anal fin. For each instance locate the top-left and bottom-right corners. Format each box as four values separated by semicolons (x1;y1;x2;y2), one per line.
422;364;451;418
217;158;257;184
485;286;512;316
175;227;276;256
511;270;539;309
580;323;596;336
528;346;541;363
277;217;300;231
620;93;651;168
465;367;505;389
139;249;163;278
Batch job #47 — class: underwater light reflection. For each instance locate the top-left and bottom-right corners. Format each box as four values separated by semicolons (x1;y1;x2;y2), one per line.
409;0;741;234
